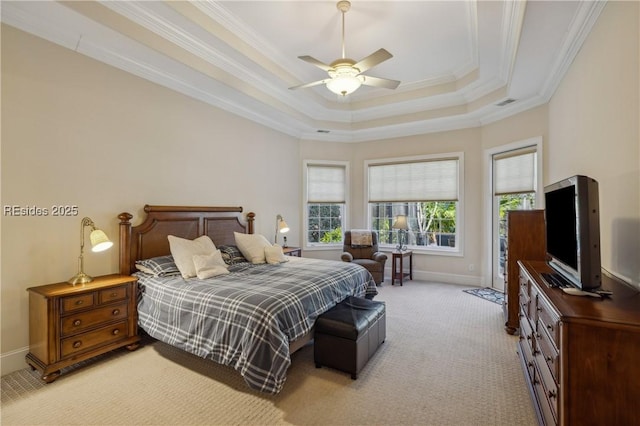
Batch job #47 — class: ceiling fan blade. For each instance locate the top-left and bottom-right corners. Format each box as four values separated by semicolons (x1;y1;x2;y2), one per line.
360;75;401;90
289;78;331;90
298;56;333;72
354;48;393;73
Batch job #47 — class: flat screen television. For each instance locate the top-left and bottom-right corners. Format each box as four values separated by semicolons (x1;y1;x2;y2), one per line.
544;175;601;290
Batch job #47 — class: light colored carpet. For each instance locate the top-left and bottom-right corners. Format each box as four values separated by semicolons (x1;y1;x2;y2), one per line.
1;281;537;425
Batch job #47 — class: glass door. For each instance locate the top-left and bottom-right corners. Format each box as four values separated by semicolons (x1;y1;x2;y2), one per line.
490;145;539;291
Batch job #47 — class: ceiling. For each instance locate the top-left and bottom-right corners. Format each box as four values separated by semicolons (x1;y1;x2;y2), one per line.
2;1;606;142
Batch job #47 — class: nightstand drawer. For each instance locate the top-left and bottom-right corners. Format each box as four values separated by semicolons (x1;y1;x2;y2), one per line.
99;285;127;304
61;302;128;336
61;294;94;313
60;320;128;358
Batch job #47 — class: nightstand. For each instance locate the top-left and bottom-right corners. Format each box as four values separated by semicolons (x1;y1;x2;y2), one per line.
26;274;140;383
283;247;302;257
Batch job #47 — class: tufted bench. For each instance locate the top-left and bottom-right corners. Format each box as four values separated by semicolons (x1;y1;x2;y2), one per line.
314;296;386;379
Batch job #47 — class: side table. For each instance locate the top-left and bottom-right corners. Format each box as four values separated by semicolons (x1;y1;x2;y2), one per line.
283;247;302;257
391;250;413;286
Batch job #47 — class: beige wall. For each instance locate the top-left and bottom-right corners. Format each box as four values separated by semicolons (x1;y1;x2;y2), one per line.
547;1;639;285
2;0;638;376
1;26;300;373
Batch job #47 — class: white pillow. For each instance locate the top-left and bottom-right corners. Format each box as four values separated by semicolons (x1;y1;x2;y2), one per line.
193;251;230;279
234;232;272;264
168;235;217;278
265;244;288;264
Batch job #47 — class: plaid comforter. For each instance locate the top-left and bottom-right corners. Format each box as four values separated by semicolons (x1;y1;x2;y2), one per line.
136;257;377;394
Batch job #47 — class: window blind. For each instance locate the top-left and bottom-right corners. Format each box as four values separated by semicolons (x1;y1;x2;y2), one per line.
368;159;459;202
307;164;346;203
494;148;536;195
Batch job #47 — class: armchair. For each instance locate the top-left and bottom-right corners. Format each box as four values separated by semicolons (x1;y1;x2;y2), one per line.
341;231;387;285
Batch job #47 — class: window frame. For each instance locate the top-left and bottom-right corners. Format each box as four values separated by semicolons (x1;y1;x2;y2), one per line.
303;160;349;251
365;152;464;256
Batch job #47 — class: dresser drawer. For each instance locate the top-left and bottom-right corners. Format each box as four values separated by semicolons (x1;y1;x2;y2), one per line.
536;319;560;383
518;334;536;380
61;293;94;313
60;320;128;358
99;285;127;304
535;352;559;424
533;362;558;426
536;295;560;348
60;302;128;336
519;287;531;318
519;308;535;352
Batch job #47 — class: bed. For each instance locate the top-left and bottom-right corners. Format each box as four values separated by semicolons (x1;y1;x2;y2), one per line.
118;205;377;394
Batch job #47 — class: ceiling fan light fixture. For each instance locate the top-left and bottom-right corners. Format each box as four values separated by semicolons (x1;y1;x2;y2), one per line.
290;1;399;96
326;66;364;96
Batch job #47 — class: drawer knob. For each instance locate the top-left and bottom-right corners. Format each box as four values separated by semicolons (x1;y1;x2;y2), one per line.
548;390;557;399
112;329;120;336
73;319;82;327
112;309;120;316
75;300;84;306
73;340;82;348
546;356;553;362
110;292;118;298
547;324;554;331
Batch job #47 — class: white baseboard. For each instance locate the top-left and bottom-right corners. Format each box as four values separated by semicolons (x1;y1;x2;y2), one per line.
1;346;29;376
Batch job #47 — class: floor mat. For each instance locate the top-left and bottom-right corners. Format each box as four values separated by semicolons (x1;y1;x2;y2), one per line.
463;287;504;305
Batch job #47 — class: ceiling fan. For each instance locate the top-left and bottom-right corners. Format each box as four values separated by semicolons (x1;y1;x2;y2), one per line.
289;0;400;96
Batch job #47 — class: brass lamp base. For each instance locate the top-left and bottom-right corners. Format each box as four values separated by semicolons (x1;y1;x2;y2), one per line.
68;272;94;286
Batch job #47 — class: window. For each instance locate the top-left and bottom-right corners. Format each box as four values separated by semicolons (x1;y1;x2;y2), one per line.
304;161;348;248
366;154;463;253
493;146;538;278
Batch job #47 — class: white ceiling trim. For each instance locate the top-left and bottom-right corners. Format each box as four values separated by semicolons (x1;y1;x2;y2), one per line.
1;1;608;143
538;0;607;102
497;0;527;84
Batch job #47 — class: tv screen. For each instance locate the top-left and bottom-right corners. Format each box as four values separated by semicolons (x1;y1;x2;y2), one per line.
545;185;578;270
544;175;601;290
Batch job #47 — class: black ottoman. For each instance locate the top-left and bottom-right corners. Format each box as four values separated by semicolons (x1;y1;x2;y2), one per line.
314;296;386;379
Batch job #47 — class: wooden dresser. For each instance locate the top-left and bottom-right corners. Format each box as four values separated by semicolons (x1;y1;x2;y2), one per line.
26;274;140;383
517;260;640;426
503;210;546;334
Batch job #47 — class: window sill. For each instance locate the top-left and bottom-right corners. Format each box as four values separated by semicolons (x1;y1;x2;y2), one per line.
380;246;462;257
303;245;343;251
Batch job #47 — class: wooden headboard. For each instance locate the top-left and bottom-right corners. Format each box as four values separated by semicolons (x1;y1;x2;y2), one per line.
118;205;255;275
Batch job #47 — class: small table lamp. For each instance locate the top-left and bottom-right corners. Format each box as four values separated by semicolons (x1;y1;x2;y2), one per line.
392;215;409;251
68;217;113;285
275;214;290;245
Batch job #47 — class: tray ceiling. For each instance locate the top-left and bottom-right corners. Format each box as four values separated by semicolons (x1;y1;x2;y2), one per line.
1;1;606;142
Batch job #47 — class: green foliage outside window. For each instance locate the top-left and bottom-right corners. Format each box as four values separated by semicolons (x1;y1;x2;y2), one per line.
307;204;343;244
370;201;457;248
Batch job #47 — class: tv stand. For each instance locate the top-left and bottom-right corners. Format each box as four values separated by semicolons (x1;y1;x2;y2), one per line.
517;260;640;425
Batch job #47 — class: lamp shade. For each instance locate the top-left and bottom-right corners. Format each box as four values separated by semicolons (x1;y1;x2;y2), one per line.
278;219;290;234
392;215;409;230
89;229;113;252
69;217;113;285
275;214;289;244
